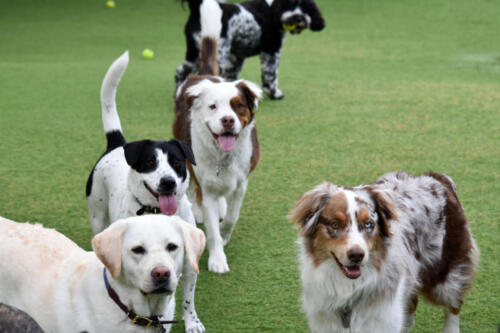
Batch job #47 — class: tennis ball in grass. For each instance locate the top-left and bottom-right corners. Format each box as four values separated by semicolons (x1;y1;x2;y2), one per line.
106;0;115;8
142;48;154;59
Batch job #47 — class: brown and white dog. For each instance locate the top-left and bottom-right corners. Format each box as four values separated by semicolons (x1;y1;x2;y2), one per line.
174;0;262;273
289;171;479;333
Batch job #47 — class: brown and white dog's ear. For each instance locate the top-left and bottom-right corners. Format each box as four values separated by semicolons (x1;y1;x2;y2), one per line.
173;218;206;273
288;182;337;236
92;220;129;279
235;80;262;111
368;188;397;238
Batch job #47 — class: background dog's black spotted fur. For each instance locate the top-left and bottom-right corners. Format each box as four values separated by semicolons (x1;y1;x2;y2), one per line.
176;0;325;99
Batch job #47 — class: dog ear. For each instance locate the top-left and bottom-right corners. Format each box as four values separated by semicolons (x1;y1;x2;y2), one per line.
170;139;196;166
288;182;336;237
303;1;325;31
185;79;212;110
235;80;262;111
92;220;129;279
124;140;151;168
368;188;397;238
173;217;206;273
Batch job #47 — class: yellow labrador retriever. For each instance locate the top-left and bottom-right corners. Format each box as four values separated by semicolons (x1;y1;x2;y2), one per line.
0;215;205;333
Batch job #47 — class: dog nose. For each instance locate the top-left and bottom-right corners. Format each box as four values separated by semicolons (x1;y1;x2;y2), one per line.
151;266;171;285
221;116;235;130
347;247;365;264
159;176;176;194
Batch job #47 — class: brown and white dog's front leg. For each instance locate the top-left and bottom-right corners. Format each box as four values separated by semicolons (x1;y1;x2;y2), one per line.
220;181;247;246
202;194;229;273
260;51;283;100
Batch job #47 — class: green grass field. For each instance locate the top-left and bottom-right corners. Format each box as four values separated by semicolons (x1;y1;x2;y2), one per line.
0;0;499;331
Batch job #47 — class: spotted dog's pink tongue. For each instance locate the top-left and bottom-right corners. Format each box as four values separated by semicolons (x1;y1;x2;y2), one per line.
158;194;178;215
217;134;236;152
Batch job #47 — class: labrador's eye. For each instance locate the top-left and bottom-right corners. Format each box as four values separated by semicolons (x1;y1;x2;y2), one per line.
132;246;146;255
166;243;178;252
209;104;217;110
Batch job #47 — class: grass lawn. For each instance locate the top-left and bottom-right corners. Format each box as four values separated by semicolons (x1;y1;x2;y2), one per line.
0;0;499;331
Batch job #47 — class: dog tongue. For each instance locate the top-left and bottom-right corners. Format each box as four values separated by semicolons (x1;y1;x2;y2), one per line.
158;194;178;215
217;134;236;152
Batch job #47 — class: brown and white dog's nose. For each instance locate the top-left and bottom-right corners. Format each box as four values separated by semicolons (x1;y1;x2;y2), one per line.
151;266;171;285
221;116;235;130
347;247;365;264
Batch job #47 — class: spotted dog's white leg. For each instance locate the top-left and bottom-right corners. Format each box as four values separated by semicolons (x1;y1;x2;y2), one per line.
260;51;283;99
203;194;229;273
223;53;245;81
181;267;205;333
443;308;460;333
220;180;247;246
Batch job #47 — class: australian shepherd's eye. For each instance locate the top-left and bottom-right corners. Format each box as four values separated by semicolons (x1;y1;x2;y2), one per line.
209;104;217;110
363;221;374;231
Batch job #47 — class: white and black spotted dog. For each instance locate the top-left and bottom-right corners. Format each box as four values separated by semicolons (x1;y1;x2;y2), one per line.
290;171;479;333
176;0;325;99
86;51;206;333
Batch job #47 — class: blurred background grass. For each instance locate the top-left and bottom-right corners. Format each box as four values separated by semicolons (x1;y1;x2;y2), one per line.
0;0;498;331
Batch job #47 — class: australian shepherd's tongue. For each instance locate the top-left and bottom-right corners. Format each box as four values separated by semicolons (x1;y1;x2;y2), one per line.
217;134;236;152
158;194;178;215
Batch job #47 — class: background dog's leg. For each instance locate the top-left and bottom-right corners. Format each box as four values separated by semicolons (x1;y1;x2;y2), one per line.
218;197;227;220
260;51;283;99
181;266;205;333
220;181;247;246
202;195;229;273
175;35;200;85
443;308;460;333
223;53;245;81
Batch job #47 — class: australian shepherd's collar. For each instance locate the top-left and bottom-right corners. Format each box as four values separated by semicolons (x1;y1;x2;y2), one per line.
176;0;324;99
174;0;262;274
290;172;479;333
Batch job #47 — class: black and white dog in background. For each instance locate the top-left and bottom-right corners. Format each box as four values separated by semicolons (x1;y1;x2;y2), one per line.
86;51;206;333
176;0;325;99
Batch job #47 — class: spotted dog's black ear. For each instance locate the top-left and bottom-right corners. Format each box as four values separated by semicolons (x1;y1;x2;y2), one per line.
124;140;155;171
170;139;196;166
368;188;397;238
288;182;336;237
303;0;325;31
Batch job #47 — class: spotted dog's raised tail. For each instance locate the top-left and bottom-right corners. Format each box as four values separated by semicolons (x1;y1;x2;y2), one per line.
199;0;222;76
100;50;129;152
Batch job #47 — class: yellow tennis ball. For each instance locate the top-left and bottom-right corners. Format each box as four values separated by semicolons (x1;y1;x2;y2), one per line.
106;0;115;8
283;23;296;31
142;48;154;59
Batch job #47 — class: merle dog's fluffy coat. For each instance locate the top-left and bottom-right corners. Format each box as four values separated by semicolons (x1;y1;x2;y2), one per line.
176;0;325;99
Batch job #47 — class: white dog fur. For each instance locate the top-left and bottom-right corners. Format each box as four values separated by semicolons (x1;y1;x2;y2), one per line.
0;215;205;333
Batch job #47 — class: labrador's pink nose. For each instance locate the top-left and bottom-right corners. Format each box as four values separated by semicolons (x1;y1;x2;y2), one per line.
151;266;170;284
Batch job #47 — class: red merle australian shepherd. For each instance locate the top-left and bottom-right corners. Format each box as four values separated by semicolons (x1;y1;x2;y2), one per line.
289;171;479;333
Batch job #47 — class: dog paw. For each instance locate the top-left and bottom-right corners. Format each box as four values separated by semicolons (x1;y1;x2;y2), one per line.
208;252;230;274
264;87;284;100
185;319;205;333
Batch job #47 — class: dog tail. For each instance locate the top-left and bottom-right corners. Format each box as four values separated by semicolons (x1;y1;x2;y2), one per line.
198;0;222;76
100;51;128;152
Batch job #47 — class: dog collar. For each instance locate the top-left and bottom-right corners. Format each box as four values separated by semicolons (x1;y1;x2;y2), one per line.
102;268;179;331
134;198;161;216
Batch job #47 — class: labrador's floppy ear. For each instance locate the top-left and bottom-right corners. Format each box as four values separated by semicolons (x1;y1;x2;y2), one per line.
288;182;337;237
173;217;206;273
92;219;129;279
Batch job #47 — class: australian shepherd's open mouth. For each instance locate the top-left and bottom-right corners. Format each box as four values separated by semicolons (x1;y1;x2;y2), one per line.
143;182;178;216
332;252;362;279
207;126;239;152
